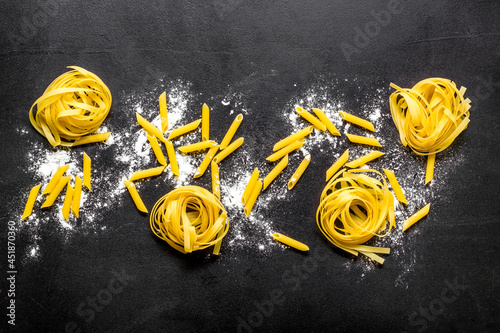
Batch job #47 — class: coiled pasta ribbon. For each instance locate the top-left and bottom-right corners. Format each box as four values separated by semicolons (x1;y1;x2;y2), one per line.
316;168;395;264
29;66;112;147
150;186;229;254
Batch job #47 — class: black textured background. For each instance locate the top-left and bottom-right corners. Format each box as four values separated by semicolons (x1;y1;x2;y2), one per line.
1;1;500;332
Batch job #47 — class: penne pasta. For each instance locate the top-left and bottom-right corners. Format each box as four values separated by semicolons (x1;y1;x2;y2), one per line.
72;176;82;218
211;161;220;199
41;176;71;208
266;140;304;162
339;111;375;132
345;151;384;169
168;119;201;141
272;233;309;251
72;132;111;146
129;165;166;182
263;154;289;190
22;184;41;220
241;168;259;205
288;154;310;190
244;179;262;217
83;152;91;190
124;180;148;213
382;168;408;205
194;145;220;178
273;126;313;151
43;164;69;194
147;134;167;166
213;137;244;163
326;149;349;182
295;106;326;131
403;203;430;232
159;91;168;133
202;103;210;141
136;113;166;142
220;114;243;150
62;182;74;221
164;140;180;176
425;153;436;184
178;140;217;153
312;108;341;136
346;133;382;148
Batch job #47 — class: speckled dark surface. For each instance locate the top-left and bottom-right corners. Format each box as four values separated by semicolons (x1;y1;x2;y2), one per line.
1;1;500;332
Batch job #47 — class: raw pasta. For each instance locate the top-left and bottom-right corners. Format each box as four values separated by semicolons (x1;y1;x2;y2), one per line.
425;153;436;184
124;179;148;213
241;168;259;205
159;91;168;133
194;145;220;178
219;114;243;150
213;137;244;163
43;164;69;194
22;184;41;220
266;140;304;162
345;151;384;169
178;140;217;153
288;154;310;190
168;119;201;141
295;107;326;131
272;233;309;251
403;203;430;232
339;111;375;132
326;149;349;182
137;113;166;143
273;126;313;151
202;103;210;141
129;165;166;182
72;176;82;218
28;66;112;147
382;168;408;205
346;133;381;148
41;176;71;208
244;180;262;217
62;182;74;221
147;134;167;166
83;152;91;190
164;140;180;176
312;108;341;136
72;132;111;146
263;154;288;190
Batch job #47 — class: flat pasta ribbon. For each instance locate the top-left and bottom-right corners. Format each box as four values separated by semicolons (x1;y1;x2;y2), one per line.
150;185;229;254
29;66;112;147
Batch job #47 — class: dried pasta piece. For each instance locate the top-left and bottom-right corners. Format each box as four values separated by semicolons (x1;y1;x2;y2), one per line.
28;66;112;147
272;233;309;251
22;184;41;220
382;169;408;205
345;151;384;169
211;161;220;199
266;140;304;162
326;149;349;182
129;165;166;182
288;154;310;190
403;203;431;232
178;140;217;153
72;132;111;146
136;113;166;142
72;176;82;218
219;114;243;150
168;119;201;141
147;134;167;166
164;140;179;176
295;107;326;131
273;126;313;151
202;103;210;141
83;152;91;190
159;91;168;133
194;145;220;178
62;182;74;221
124;180;148;213
43;164;70;194
339;111;375;132
244;179;262;217
41;176;71;208
312;108;341;136
263;154;289;190
213;137;244;163
150;185;229;254
241;168;259;205
425;153;436;184
346;133;381;148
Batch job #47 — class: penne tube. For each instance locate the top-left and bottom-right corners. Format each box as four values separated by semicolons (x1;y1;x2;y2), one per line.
326;149;349;181
295;106;326;131
83;152;91;190
194;145;220;178
124;180;148;213
263;154;289;190
43;164;69;194
211;161;220;199
22;184;41;220
136;113;166;142
72;132;111;146
288;154;311;190
220;114;243;150
346;133;382;148
345;151;384;169
383;168;408;205
272;233;309;251
241;168;259;205
41;176;71;208
403;203;430;232
266;140;304;162
168;119;201;141
147;134;167;166
339;111;375;132
72;176;82;218
178;140;217;153
202;103;210;141
244;179;262;217
62;182;74;221
312;108;341;136
425;153;436;184
159;91;168;133
164;140;180;176
129;165;166;182
213;137;244;163
273;126;313;151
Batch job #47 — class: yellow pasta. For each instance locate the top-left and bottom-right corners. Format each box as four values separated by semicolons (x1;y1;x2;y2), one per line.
263;154;289;190
295;106;326;131
273;126;313;151
147;134;167;166
72;176;82;218
213;137;244;163
345;151;384;169
43;164;69;194
62;182;74;221
211;161;220;199
22;184;41;220
403;203;431;232
312;108;341;136
202;103;210;141
124;180;148;213
83;152;91;190
272;233;309;251
150;185;229;254
72;132;111;146
136;113;166;143
164;140;180;176
159;91;168;133
326;149;349;182
339;111;375;132
168;119;201;141
316;168;395;264
266;140;304;162
288;154;310;190
178;140;217;153
220;114;243;150
425;153;436;185
382;169;408;205
41;176;71;208
194;145;220;178
346;133;381;148
241;168;259;205
28;66;112;147
129;165;166;182
244;180;262;217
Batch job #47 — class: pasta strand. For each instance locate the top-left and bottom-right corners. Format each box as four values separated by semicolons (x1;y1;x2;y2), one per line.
326;149;349;182
159;91;168;133
124;180;148;213
266;140;304;162
263;154;289;190
137;113;166;143
168;119;201;141
41;176;71;208
382;169;408;205
339;111;375;132
272;233;309;251
273;126;313;151
403;203;430;232
178;140;217;153
288;154;310;190
62;182;74;221
346;133;382;148
220;114;243;150
194;145;220;178
213;137;244;163
242;168;259;205
202;103;210;141
83;152;91;190
43;164;69;194
22;184;41;220
129;165;166;182
147;134;167;166
164;140;180;176
312;108;341;136
244;179;262;217
345;151;384;169
295;107;326;131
